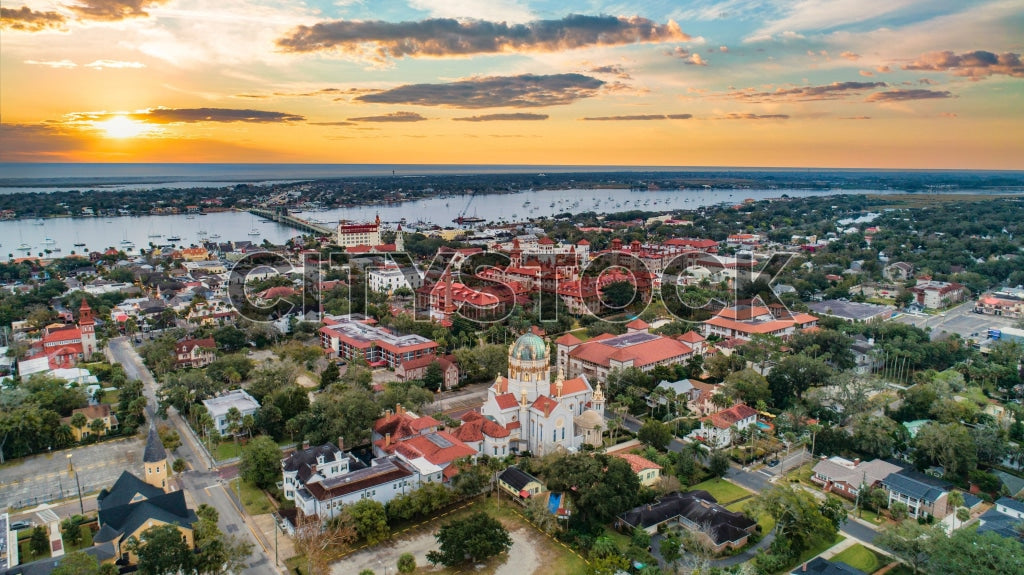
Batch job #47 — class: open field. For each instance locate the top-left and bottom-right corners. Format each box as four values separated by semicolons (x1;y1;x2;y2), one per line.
690;478;753;505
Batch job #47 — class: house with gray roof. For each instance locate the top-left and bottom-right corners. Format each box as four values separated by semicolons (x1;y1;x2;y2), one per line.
811;457;901;501
617;491;757;552
881;469;951;519
201;389;260;436
994;470;1024;497
792;557;867;575
977;497;1024;541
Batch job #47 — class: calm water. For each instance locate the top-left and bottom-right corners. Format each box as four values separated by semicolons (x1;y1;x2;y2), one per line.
1;187;848;256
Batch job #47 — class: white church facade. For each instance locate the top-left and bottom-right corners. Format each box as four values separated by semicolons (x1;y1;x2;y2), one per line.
481;332;606;455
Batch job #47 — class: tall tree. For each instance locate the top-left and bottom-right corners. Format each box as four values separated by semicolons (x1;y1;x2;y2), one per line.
543;453;641;528
347;499;390;545
751;485;840;558
875;521;941;574
128;523;193;575
767;355;834;407
426;512;512;567
239;436;282;489
637;419;672;450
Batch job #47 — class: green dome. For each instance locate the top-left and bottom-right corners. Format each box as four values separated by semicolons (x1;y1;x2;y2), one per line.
510;332;547;361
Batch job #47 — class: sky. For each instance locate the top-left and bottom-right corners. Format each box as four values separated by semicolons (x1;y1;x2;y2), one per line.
1;0;1022;168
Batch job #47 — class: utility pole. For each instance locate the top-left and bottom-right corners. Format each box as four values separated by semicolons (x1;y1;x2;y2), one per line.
67;453;84;515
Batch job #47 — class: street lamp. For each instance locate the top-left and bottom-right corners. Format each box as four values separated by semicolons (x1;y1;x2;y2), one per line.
66;453;84;515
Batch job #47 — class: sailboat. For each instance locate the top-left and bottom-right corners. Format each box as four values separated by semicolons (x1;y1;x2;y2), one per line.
43;237;56;245
248;215;260;236
166;222;181;242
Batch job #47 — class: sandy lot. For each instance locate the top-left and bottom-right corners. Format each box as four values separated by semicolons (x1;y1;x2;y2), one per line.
330;525;541;575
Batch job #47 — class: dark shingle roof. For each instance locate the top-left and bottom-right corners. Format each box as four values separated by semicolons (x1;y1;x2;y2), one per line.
281;443;350;483
1;543;116;575
881;471;947;503
618;491;756;545
498;466;542;491
143;425;167;463
977;506;1024;541
97;471;165;510
98;489;197;544
792;557;868;575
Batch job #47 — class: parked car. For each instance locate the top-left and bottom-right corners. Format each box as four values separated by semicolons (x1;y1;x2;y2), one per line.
767;459;780;468
10;520;33;530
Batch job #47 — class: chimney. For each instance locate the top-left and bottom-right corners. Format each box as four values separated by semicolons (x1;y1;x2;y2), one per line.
396;403;404;415
802;563;808;572
338;436;344;452
854;458;861;466
385;433;391;446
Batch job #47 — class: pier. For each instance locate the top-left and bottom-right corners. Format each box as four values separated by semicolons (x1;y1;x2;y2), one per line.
247;208;334;236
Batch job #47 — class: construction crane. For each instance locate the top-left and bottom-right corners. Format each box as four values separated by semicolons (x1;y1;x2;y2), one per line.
452;190;484;225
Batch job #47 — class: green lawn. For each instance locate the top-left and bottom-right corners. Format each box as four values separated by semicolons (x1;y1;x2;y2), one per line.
725;498;775;535
213;440;243;461
236;479;275;515
690;478;753;505
794;534;847;568
884;564;915;575
831;543;890;574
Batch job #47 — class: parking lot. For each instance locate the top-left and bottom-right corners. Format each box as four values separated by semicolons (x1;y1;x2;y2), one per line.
0;437;144;510
896;301;1020;341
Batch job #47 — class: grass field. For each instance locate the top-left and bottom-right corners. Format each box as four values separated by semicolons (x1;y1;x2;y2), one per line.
831;543;890;574
236;479;275;515
690;478;753;505
794;534;846;568
213;440;243;461
725;497;775;535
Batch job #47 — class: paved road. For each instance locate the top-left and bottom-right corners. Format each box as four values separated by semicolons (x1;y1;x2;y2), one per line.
108;338;280;575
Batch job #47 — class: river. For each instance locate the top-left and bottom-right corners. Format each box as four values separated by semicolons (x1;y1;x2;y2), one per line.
2;187;860;256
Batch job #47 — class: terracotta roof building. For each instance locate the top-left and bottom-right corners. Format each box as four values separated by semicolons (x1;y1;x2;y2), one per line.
320;314;437;368
558;325;693;383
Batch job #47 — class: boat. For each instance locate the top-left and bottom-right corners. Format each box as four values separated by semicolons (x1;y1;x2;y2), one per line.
167;235;182;242
74;242;86;247
18;243;31;251
186;215;195;220
148;232;162;238
452;216;485;225
210;233;221;239
33;218;44;225
248;229;261;236
43;237;55;245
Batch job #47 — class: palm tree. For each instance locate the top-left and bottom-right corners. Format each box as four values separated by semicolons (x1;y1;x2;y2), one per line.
70;412;88;440
89;418;107;438
226;407;242;450
54;425;74;448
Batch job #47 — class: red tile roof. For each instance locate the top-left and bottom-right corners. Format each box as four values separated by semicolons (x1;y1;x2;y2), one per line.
538;236;555;245
554;333;583;346
506;421;521;431
391;432;477;466
531;396;559;417
568;336;692;369
704;404;758;429
453;411;511;442
494;393;519;410
626;318;649;330
613;453;663;473
549;376;590;397
678;331;705;343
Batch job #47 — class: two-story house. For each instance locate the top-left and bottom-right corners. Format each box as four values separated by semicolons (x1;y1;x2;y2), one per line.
174;337;217;368
690;403;759;448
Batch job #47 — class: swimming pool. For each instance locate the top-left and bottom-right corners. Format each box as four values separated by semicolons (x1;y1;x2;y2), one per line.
755;421;773;431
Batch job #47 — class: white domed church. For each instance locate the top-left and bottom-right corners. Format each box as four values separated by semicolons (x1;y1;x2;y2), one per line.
481;332;605;455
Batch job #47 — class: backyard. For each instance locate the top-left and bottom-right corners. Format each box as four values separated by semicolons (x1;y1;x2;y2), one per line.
690;478;754;505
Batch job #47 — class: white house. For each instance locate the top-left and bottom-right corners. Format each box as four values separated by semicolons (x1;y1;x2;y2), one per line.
689;403;759;448
281;443;419;521
201;389;260;436
367;265;421;294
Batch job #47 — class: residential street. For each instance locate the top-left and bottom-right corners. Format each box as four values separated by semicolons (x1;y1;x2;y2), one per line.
108;337;280;575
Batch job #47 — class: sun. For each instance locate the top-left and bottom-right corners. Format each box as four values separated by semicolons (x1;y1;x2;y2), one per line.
94;115;154;138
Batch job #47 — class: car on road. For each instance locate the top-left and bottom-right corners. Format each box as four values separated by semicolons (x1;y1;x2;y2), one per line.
766;459;780;468
10;520;33;530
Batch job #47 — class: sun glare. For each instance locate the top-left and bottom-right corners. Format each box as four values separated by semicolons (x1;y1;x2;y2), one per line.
94;116;153;138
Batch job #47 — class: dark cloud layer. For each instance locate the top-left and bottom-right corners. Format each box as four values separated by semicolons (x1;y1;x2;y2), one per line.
68;0;169;22
727;81;887;102
866;89;953;102
904;50;1024;79
276;14;687;61
452;113;549;122
582;114;692;121
134;107;304;123
356;74;605;109
347;111;428;122
0;6;66;31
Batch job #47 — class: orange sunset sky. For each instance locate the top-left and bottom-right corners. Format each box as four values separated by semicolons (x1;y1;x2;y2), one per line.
1;0;1023;168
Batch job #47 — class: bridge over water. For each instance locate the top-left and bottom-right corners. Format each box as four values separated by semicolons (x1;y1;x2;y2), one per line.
248;208;334;236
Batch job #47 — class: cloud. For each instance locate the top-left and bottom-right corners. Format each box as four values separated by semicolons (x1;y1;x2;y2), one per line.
865;89;953;102
716;113;789;120
347;111;428;122
876;65;892;73
840;51;860;61
670;46;708;65
452;113;549;122
903;50;1024;79
939;112;958;118
276;14;688;61
725;81;886;102
0;6;67;31
719;45;729;52
25;59;77;68
581;114;692;121
859;70;874;77
588;65;631;79
85;59;146;69
355;74;605;109
309;121;357;126
67;0;169;22
841;116;872;120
